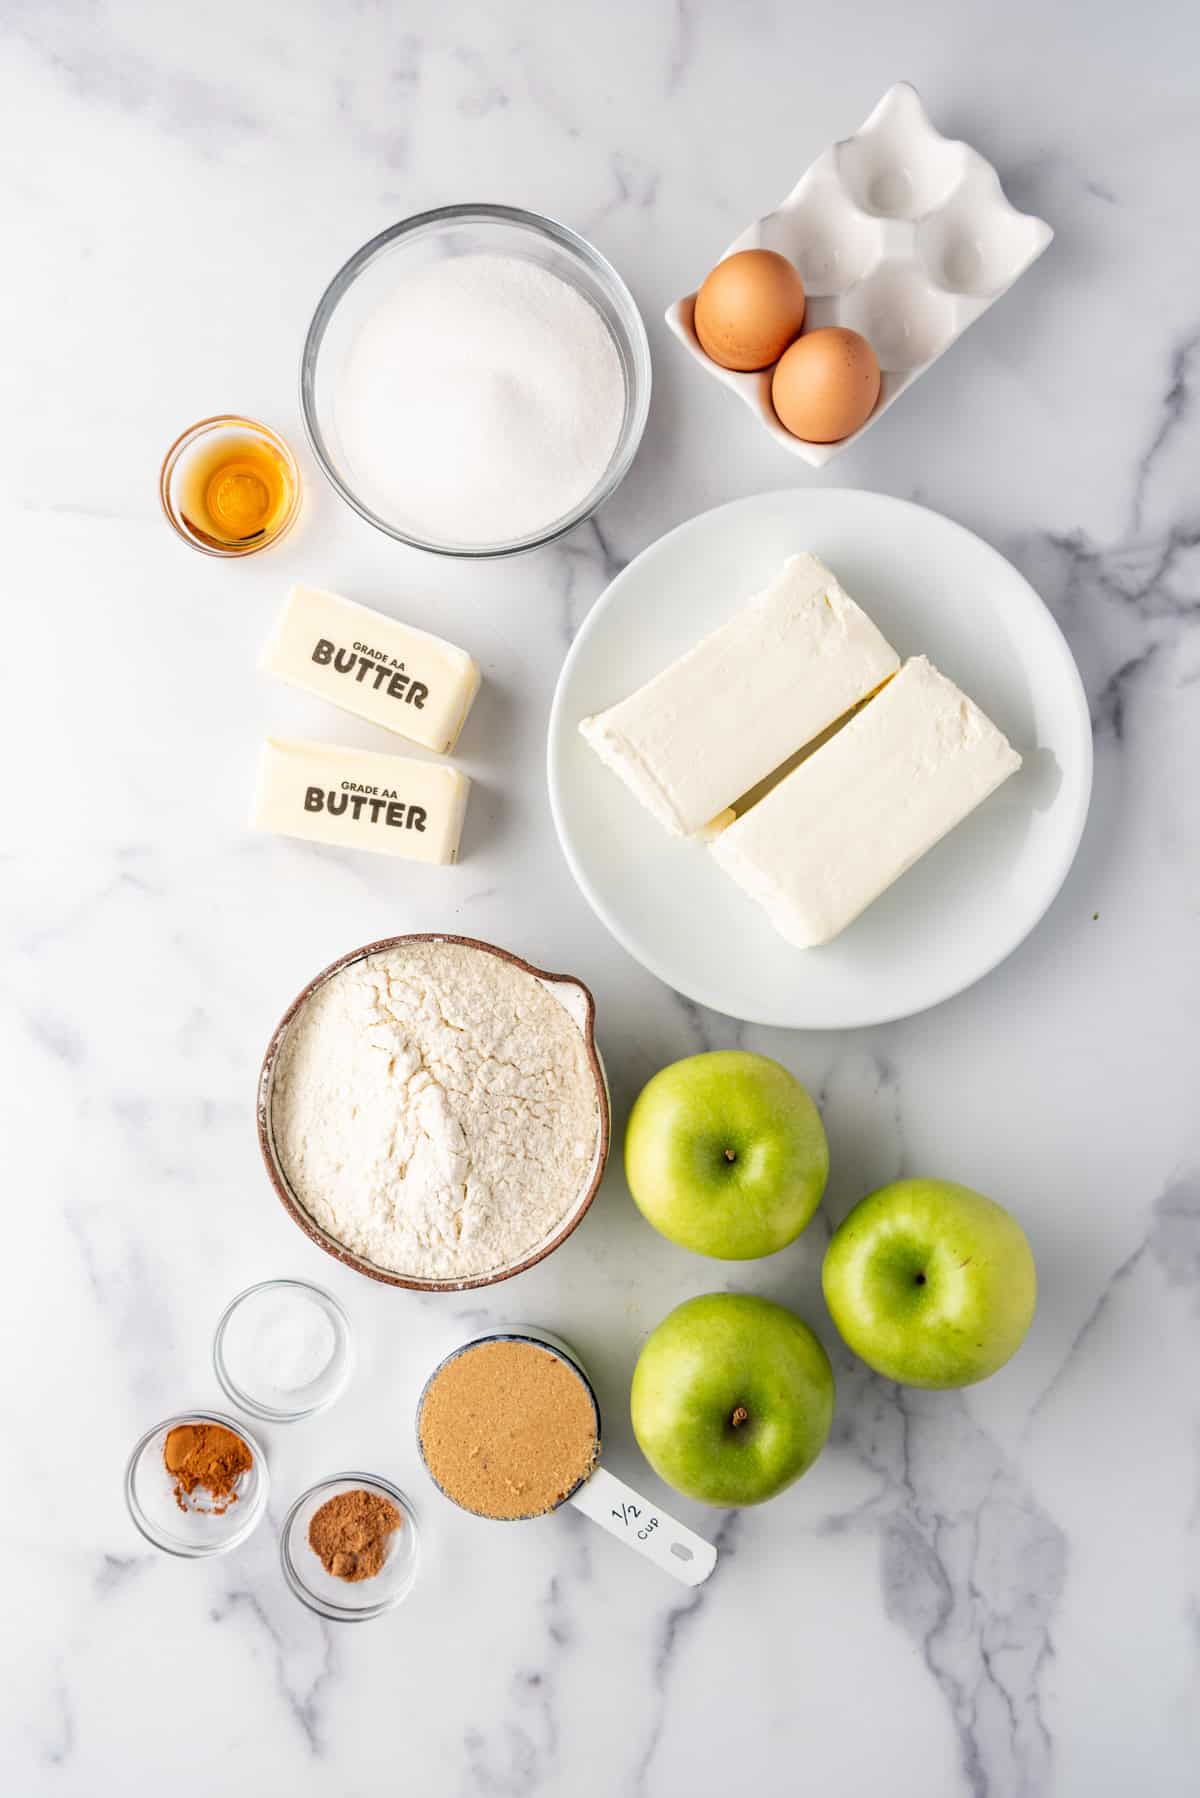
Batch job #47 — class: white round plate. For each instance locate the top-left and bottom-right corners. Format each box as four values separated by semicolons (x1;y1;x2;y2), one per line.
548;489;1092;1029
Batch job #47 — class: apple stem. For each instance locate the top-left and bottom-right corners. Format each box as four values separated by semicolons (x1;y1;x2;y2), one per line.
730;1405;749;1429
723;1148;736;1162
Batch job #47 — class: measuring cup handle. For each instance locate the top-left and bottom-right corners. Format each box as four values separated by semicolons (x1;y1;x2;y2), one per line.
569;1466;718;1586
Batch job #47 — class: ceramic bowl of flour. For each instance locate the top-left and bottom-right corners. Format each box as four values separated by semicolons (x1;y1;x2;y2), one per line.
257;935;611;1292
300;205;651;557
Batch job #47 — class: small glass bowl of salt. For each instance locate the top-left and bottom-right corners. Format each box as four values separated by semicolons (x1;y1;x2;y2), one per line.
213;1279;353;1422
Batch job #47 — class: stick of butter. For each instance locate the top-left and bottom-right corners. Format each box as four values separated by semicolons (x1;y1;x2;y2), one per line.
261;584;481;754
252;737;470;863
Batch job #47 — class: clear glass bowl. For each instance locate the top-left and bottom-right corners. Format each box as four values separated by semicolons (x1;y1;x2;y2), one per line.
281;1474;420;1620
125;1410;268;1557
299;204;651;557
159;415;301;557
213;1278;354;1422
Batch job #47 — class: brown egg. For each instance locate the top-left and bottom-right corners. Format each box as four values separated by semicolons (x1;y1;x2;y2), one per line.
693;250;807;372
771;327;881;443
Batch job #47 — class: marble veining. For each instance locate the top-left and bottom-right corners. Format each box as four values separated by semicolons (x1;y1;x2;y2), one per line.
632;1510;742;1795
4;1;1199;1794
824;1366;1067;1798
207;1580;340;1755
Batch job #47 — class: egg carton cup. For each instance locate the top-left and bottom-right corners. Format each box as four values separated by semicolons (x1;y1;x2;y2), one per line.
665;83;1052;466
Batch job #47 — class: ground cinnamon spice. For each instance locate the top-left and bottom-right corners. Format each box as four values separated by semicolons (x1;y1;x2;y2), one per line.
308;1489;402;1582
163;1422;253;1515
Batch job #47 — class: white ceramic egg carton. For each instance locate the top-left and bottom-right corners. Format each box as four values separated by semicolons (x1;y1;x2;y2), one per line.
665;83;1052;466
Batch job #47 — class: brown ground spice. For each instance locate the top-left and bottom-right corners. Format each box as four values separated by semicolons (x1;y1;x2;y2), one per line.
163;1422;253;1515
308;1489;402;1582
418;1338;600;1521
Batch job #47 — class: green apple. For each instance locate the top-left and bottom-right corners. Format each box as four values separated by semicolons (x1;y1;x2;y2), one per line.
630;1293;834;1505
822;1178;1037;1388
625;1051;828;1258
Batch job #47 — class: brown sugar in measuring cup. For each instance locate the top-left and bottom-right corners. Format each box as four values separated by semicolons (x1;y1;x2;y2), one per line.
417;1336;600;1520
416;1329;717;1586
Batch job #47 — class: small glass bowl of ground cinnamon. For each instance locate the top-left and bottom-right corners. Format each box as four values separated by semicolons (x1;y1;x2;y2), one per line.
280;1473;419;1620
125;1410;268;1557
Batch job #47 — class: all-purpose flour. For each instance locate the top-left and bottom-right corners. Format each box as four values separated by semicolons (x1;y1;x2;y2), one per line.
270;942;601;1282
335;252;626;546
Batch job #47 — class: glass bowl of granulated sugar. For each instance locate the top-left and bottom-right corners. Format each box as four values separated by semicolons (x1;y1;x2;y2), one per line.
300;204;651;557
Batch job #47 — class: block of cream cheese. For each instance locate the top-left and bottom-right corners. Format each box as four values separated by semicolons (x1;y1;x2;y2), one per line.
253;737;469;863
578;554;899;837
710;657;1021;947
261;585;481;754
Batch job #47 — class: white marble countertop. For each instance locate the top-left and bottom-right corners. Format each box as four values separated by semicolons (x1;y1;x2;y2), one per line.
5;3;1199;1793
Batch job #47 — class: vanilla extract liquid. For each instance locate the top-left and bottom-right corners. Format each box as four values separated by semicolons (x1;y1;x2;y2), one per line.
176;425;296;550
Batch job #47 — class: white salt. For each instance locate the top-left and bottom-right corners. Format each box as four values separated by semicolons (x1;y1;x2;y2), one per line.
222;1287;336;1394
335;252;626;547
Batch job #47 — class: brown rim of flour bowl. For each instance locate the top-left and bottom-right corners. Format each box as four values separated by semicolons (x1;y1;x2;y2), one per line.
257;935;611;1293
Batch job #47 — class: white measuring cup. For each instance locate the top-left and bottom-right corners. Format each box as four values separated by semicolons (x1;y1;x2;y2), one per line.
417;1327;717;1587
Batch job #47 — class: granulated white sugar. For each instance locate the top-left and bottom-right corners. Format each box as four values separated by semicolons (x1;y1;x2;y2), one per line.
334;252;626;547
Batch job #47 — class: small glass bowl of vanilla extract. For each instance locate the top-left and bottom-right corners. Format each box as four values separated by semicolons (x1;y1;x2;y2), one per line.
160;415;301;557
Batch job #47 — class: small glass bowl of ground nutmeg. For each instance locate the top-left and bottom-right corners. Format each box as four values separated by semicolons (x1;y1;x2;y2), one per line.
125;1411;268;1557
280;1473;419;1620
